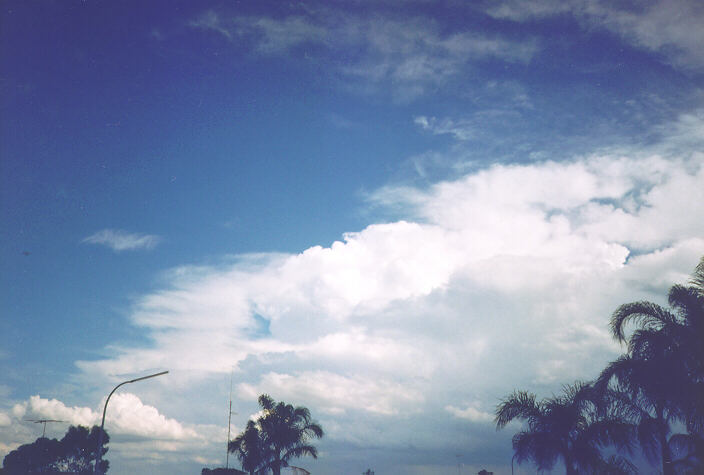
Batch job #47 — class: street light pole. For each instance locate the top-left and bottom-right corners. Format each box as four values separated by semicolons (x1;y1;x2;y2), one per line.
93;370;169;474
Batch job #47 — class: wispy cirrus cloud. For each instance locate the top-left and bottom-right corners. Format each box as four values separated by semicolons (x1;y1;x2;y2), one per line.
83;229;161;252
483;0;704;69
190;8;537;100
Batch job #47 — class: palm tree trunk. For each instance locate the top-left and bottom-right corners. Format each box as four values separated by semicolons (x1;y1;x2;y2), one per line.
660;433;674;475
272;452;281;475
563;451;577;475
657;407;674;475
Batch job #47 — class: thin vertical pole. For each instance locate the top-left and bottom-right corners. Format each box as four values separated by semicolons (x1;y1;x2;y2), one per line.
226;369;233;469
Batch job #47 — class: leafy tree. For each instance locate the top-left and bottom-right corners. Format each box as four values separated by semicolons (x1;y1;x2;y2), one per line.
495;382;632;474
229;395;323;475
2;424;109;474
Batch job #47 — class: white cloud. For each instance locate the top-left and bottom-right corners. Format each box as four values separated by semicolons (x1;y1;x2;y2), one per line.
239;371;424;416
445;404;494;423
190;10;232;39
0;393;222;467
83;229;161;251
586;0;704;69
0;412;11;426
11;393;199;441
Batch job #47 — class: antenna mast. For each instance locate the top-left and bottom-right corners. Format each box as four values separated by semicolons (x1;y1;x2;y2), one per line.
226;368;233;469
26;419;66;438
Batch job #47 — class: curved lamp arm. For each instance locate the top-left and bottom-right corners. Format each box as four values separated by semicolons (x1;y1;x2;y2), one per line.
94;371;168;474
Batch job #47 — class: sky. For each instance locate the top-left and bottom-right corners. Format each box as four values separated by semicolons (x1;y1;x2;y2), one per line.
1;0;704;473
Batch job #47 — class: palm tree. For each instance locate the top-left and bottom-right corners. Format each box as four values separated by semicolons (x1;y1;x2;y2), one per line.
229;419;266;475
599;256;704;474
256;394;324;475
596;352;685;475
495;381;632;474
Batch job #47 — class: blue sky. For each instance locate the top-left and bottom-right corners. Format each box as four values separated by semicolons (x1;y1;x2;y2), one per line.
1;0;704;473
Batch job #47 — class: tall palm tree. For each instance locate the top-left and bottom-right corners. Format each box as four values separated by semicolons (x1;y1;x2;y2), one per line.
596;352;685;475
256;394;324;475
600;256;704;474
495;381;632;474
229;419;266;475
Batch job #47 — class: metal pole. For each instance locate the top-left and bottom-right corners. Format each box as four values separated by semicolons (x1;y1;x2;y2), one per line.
94;371;168;474
226;369;233;469
226;400;232;468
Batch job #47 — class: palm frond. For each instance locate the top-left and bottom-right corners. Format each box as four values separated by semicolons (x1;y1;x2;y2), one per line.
495;391;540;429
610;301;677;343
690;256;704;295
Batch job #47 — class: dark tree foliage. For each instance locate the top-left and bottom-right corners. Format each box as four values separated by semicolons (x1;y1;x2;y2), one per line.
229;420;265;475
3;425;109;475
598;256;704;475
228;395;323;475
495;382;633;474
497;256;704;475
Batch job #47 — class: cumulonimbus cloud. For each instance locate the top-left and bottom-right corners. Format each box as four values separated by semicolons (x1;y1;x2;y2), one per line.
67;110;704;468
76;112;704;415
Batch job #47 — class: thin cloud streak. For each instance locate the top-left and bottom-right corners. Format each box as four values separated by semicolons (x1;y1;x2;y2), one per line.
483;0;704;69
83;229;161;252
190;8;537;100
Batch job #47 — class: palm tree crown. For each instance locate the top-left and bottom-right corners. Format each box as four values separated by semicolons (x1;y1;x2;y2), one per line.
257;394;324;475
495;381;632;474
599;256;704;474
228;394;323;475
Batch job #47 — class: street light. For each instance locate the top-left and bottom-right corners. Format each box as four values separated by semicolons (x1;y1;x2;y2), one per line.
94;370;169;474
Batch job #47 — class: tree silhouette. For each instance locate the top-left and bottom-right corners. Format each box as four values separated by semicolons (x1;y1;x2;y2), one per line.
598;256;704;474
3;425;109;475
495;382;632;474
256;395;323;475
229;420;265;475
228;395;323;475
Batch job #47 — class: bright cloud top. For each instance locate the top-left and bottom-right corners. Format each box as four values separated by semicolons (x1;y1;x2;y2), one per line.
83;229;161;252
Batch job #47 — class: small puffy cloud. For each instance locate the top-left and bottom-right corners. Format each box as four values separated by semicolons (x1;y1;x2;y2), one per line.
83;229;160;251
103;393;200;440
19;395;98;427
